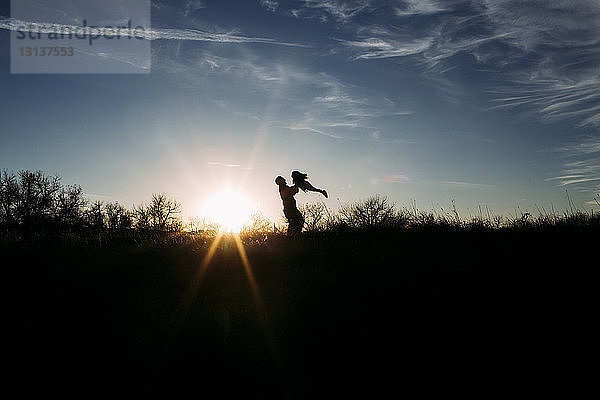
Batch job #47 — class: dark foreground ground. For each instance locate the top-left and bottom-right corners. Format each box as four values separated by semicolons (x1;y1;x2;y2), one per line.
3;227;595;397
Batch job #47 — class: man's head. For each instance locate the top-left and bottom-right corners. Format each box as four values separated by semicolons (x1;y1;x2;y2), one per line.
275;176;286;186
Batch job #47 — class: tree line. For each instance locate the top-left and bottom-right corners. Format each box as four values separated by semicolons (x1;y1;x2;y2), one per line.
0;170;182;239
2;169;598;243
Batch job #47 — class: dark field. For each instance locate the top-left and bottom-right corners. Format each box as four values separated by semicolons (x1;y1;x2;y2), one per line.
4;226;594;397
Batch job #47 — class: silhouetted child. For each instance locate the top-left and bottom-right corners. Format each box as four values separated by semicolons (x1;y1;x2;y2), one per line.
291;171;328;198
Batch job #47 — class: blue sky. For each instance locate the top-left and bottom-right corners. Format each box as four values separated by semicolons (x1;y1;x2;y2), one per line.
1;0;599;222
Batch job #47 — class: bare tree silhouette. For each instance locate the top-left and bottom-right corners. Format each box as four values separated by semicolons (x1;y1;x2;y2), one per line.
150;193;181;231
17;171;60;224
86;201;106;230
133;202;150;230
105;202;132;230
339;195;396;229
0;170;19;229
134;194;181;232
55;184;86;227
300;202;331;232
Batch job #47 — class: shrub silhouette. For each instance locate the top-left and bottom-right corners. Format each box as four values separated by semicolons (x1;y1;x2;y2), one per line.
243;211;272;233
186;216;220;234
300;202;331;232
338;195;396;229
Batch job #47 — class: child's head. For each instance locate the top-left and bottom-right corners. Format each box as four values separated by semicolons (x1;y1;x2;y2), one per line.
291;171;308;185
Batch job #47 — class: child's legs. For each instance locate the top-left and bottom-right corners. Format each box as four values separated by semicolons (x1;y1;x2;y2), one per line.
302;181;321;192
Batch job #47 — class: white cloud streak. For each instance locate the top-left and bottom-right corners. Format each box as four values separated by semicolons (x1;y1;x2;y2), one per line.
283;72;413;140
488;74;600;128
322;0;600;127
206;161;242;168
546;136;600;192
394;0;449;16
439;180;495;188
259;0;279;12
0;17;304;46
300;0;372;23
340;37;433;60
282;125;345;140
477;0;600;127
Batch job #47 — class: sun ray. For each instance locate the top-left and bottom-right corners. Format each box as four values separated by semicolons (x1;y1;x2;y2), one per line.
233;233;264;319
166;232;278;361
233;233;280;362
167;232;224;337
242;68;284;182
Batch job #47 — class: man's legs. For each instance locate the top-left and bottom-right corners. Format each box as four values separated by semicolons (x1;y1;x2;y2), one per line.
287;216;304;235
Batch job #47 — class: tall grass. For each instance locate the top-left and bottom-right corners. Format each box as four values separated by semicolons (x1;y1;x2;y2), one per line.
2;170;598;247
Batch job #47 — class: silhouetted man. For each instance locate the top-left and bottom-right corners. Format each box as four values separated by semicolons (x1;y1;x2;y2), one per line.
275;176;304;235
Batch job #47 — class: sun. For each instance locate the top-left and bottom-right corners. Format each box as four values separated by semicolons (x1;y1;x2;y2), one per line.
201;188;255;233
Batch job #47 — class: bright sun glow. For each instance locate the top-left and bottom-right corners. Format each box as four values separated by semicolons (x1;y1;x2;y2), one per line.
201;188;255;233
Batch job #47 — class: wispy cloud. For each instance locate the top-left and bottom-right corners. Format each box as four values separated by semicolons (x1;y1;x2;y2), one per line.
477;0;600;127
259;0;279;13
480;0;600;52
206;161;243;168
212;100;261;121
84;192;113;200
183;0;206;17
370;173;411;184
281;72;413;140
339;36;433;60
0;17;304;46
319;0;600;127
298;0;373;23
282;0;451;23
385;174;410;183
546;136;600;192
438;180;495;188
281;124;345;140
196;54;283;81
487;73;600;128
394;0;449;16
153;47;410;141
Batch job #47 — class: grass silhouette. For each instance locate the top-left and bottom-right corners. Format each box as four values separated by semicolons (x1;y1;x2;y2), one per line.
4;226;596;396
